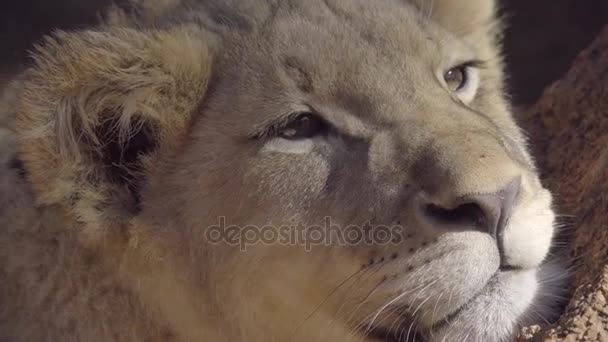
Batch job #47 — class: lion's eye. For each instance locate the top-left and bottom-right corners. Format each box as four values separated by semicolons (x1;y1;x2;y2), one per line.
279;113;326;140
444;66;468;92
441;61;482;104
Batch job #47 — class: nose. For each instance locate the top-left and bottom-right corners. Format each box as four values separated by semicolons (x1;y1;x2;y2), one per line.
418;177;521;241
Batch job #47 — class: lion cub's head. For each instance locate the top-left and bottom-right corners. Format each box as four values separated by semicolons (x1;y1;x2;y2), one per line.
13;0;562;340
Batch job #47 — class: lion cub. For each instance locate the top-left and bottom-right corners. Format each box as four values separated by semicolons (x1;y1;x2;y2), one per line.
1;0;564;341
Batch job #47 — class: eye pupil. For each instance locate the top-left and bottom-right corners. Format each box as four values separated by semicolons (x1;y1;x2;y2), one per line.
444;66;467;92
280;113;325;140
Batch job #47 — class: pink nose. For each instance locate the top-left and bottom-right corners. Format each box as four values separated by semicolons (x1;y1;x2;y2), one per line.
417;178;521;264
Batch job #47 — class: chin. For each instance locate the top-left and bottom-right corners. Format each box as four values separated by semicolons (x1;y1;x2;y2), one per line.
428;261;567;342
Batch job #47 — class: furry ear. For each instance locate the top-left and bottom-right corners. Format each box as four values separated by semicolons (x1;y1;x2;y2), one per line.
409;0;499;46
15;26;213;244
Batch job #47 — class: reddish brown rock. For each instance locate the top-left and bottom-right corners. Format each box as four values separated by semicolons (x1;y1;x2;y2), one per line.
519;26;608;341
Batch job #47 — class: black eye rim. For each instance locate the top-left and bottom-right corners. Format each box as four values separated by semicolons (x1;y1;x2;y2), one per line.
252;110;331;141
279;111;328;140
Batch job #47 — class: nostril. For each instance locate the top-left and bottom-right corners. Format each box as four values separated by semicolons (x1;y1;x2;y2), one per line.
424;202;488;230
417;177;521;244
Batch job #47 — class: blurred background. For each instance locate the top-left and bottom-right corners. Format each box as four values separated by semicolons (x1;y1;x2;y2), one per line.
1;0;607;106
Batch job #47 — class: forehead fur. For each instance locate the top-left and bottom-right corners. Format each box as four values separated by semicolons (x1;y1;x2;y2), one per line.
115;0;503;108
192;0;502;131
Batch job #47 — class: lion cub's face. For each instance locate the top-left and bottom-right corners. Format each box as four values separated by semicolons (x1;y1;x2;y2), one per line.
137;1;557;340
16;0;561;341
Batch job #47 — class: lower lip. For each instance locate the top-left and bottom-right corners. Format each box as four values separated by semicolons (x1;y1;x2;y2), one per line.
367;268;536;341
428;268;533;332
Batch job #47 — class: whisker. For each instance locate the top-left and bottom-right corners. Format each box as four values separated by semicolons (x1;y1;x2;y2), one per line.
528;305;551;326
289;267;366;338
323;266;385;338
360;280;430;338
404;295;433;342
342;268;387;331
366;278;439;341
429;291;445;337
363;272;435;334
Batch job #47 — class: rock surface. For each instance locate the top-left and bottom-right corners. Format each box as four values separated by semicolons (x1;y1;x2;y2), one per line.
520;26;608;341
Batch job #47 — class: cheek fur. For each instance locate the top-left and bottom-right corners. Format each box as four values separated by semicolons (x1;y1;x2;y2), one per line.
247;152;330;204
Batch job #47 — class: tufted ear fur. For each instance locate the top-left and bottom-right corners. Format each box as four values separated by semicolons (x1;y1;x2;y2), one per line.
15;26;213;245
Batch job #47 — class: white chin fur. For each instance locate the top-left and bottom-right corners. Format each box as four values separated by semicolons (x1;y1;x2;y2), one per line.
430;267;543;342
429;260;568;342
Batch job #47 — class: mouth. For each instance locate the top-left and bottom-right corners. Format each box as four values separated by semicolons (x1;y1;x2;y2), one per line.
361;283;486;342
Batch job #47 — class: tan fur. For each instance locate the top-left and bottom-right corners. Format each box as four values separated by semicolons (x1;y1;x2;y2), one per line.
16;26;212;245
1;1;563;341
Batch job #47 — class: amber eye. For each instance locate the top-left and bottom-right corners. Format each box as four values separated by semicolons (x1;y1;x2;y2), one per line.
444;66;468;92
279;113;326;140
